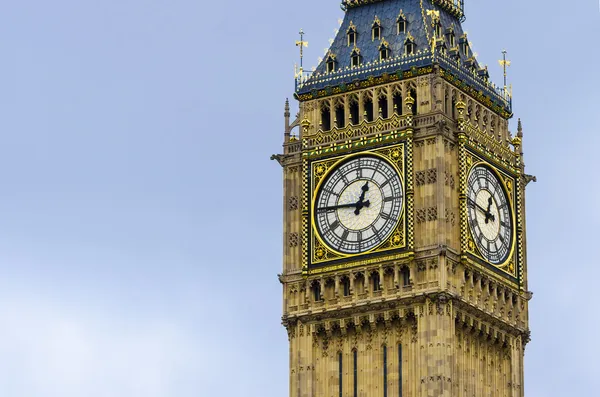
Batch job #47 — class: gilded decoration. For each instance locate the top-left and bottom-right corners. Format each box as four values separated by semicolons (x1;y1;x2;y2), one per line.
303;143;409;274
461;153;519;281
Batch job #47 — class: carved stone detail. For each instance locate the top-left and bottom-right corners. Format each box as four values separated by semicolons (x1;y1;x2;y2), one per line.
288;196;299;211
289;232;299;247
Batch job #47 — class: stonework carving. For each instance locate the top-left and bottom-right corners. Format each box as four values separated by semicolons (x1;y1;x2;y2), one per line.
289;232;299;247
288;196;299;211
444;170;456;189
445;208;456;226
427;207;438;221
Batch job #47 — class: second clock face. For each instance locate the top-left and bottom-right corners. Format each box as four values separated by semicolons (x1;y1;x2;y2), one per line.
467;165;513;265
314;155;403;254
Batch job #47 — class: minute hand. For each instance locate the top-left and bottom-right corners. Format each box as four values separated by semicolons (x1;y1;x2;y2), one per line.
316;203;361;212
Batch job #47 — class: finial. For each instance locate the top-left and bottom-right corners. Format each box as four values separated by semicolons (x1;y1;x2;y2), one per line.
499;50;511;97
296;29;309;73
517;118;523;138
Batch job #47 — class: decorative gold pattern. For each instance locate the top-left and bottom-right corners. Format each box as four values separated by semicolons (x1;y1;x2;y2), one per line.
305;143;408;273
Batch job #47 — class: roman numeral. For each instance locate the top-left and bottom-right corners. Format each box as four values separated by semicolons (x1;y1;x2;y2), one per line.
330;220;340;231
341;230;349;241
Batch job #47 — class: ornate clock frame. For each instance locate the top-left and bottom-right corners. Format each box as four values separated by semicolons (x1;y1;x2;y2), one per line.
456;101;524;286
300;130;415;275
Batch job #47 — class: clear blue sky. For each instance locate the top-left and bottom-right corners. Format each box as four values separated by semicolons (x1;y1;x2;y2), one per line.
0;1;598;396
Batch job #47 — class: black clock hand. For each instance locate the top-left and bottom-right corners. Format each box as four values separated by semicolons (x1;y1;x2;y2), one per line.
353;199;370;215
353;181;370;215
316;202;361;212
358;181;369;202
468;197;489;215
485;197;496;223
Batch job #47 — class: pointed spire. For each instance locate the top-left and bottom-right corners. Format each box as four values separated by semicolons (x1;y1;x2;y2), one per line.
517;118;523;138
284;98;291;142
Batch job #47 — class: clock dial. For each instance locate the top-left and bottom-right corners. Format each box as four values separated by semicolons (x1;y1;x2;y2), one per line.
466;165;513;265
314;156;403;254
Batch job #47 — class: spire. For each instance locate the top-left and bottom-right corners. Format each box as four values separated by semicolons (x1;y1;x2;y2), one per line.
284;98;291;142
517;118;523;138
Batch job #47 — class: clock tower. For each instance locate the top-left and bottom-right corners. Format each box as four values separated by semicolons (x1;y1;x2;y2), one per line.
274;1;533;396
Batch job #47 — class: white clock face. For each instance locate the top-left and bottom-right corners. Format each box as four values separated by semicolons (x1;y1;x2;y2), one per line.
314;156;403;254
467;165;513;264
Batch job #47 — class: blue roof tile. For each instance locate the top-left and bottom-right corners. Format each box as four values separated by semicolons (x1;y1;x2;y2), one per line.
295;0;511;115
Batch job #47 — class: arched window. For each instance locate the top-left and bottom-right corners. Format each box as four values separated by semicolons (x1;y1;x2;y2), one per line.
351;47;362;68
378;94;388;119
409;88;417;115
372;17;381;41
363;96;373;122
347;21;357;46
320;103;331;131
393;92;403;115
335;104;345;128
349;97;359;125
397;11;407;34
379;39;390;61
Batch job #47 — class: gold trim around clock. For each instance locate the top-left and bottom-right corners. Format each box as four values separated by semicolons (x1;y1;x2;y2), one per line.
309;144;407;266
465;161;517;272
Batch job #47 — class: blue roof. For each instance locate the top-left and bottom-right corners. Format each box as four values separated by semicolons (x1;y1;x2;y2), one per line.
296;0;511;116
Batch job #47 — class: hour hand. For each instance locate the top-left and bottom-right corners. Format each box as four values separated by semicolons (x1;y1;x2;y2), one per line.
358;181;369;202
353;200;370;215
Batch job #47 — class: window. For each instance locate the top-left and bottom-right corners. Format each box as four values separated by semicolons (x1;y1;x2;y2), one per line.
349;100;359;124
347;22;357;46
434;22;442;38
446;27;456;47
320;106;331;131
409;88;417;115
335;105;345;128
397;12;406;34
363;97;373;122
401;266;410;287
351;47;362;67
372;17;381;40
372;272;381;291
379;40;390;61
393;92;402;115
312;282;321;302
405;34;415;55
378;95;388;119
342;276;351;296
326;54;337;73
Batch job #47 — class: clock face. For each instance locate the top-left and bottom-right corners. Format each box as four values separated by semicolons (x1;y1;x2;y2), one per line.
314;155;403;254
466;165;513;265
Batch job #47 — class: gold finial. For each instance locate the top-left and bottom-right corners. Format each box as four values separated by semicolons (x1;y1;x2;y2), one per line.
296;29;309;72
499;50;512;96
426;9;440;23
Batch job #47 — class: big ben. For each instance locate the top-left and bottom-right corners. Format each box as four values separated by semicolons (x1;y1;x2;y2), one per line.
273;1;533;396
